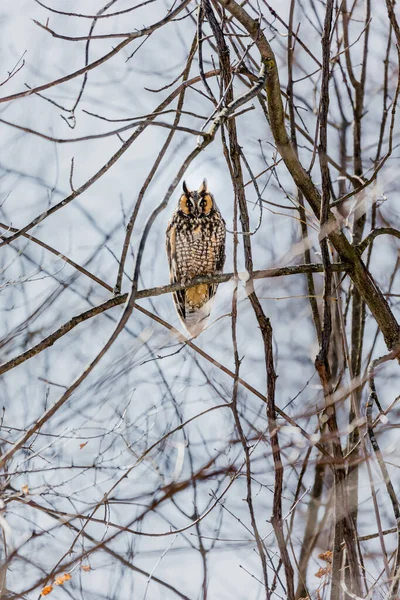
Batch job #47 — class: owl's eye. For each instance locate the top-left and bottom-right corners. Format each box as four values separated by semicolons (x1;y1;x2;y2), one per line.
180;194;193;215
200;194;213;214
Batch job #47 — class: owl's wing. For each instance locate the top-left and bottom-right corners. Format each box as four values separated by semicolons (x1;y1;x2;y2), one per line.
166;223;186;323
208;227;226;301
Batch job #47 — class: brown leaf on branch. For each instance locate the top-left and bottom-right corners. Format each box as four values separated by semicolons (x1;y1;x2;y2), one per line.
40;585;53;596
315;566;331;579
81;565;91;572
55;573;72;586
318;550;333;563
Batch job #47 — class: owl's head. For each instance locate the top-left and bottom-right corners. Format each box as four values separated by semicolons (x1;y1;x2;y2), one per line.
178;179;214;217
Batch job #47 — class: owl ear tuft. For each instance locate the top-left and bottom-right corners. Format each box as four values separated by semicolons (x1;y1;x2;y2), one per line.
198;179;208;195
183;181;190;196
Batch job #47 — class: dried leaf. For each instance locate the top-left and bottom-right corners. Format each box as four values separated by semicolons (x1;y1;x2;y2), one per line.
318;550;333;563
81;565;91;572
55;573;72;586
21;485;29;495
40;585;53;596
315;566;329;578
79;442;88;450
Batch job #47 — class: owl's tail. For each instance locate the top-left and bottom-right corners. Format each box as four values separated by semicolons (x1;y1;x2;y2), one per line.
183;302;212;337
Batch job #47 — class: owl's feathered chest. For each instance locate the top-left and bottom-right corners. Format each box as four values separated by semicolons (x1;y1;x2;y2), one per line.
168;212;225;278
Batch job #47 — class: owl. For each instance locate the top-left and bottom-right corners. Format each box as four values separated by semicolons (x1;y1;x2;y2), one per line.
166;179;226;336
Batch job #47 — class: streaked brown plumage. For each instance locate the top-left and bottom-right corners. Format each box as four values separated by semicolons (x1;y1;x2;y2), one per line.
166;179;226;336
